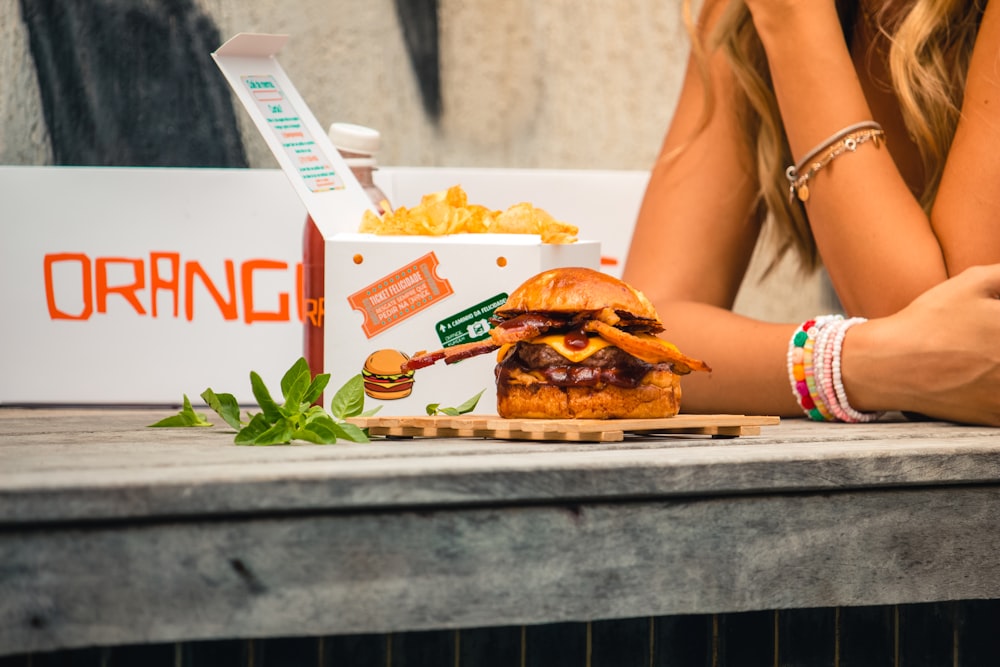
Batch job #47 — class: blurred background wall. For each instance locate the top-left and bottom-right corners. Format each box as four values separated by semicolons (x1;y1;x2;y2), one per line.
3;0;690;169
0;0;829;320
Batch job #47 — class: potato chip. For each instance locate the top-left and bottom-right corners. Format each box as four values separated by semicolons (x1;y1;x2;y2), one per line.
357;185;577;244
464;205;496;234
359;209;382;233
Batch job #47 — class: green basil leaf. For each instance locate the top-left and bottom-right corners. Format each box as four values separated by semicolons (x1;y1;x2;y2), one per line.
331;420;370;444
454;389;486;414
250;371;281;421
248;417;294;446
424;389;485;416
361;405;382;417
147;411;212;427
330;374;366;419
280;357;309;394
148;395;212;428
200;388;243;430
147;414;191;428
302;404;329;421
280;357;311;407
303;372;331;406
290;427;328;444
234;412;272;444
295;414;341;444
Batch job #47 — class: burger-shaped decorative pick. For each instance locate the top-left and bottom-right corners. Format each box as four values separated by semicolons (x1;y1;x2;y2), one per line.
403;267;710;419
362;349;415;400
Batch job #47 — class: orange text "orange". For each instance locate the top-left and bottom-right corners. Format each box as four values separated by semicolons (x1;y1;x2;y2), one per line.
43;252;306;323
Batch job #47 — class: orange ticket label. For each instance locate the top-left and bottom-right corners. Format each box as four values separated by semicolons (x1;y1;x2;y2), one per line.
348;252;454;338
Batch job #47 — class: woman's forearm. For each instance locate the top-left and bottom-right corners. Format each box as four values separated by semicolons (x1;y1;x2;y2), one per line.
931;0;1000;275
663;264;1000;427
650;301;803;416
747;1;947;316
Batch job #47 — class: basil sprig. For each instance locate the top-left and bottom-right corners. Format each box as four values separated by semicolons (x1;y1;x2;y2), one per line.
151;357;488;444
150;357;376;445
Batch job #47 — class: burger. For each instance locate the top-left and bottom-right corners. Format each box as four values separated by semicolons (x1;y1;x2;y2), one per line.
362;349;415;399
403;267;710;418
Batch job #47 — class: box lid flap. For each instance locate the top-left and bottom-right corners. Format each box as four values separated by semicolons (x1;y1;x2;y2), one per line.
212;33;373;238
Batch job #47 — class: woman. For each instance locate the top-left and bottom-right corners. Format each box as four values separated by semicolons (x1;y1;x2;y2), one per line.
624;0;1000;425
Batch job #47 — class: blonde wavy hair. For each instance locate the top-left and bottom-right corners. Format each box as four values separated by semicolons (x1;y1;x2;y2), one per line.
679;0;986;272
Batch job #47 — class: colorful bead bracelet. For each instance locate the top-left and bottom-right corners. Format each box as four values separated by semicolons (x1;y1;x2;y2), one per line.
786;315;882;423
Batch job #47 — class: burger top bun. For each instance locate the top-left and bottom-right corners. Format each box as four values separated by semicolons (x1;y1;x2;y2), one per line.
493;267;660;324
364;349;411;377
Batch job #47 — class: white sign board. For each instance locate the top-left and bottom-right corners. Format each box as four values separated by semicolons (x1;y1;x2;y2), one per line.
0;166;648;406
0;166;305;404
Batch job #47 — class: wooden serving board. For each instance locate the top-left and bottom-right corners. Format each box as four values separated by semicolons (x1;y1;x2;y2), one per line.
346;414;780;443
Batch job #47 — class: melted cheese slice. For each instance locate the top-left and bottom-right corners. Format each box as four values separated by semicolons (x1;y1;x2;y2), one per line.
497;334;613;363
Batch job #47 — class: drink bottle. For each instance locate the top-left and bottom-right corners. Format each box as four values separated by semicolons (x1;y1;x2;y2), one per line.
303;123;389;377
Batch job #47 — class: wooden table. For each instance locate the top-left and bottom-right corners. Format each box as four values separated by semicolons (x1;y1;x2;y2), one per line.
2;408;1000;666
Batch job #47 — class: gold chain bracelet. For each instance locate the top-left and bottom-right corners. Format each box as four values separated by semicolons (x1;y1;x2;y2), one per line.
785;122;886;203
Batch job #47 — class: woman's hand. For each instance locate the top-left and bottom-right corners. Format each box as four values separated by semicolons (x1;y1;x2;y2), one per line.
843;264;1000;426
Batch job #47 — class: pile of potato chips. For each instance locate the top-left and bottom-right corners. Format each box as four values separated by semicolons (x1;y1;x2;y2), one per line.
358;185;578;244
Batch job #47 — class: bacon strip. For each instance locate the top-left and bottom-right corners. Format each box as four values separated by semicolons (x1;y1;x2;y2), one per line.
400;349;445;370
442;340;499;364
489;313;571;345
582;320;711;374
401;339;499;371
403;317;709;375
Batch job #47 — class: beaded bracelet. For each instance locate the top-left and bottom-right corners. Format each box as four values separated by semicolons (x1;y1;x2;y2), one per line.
803;321;835;421
785;121;885;203
817;320;853;422
830;318;882;423
787;322;811;415
786;315;839;421
787;315;883;423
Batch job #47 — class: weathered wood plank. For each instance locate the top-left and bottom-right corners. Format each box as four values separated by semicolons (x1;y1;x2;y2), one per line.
3;409;1000;658
4;485;1000;657
9;601;1000;665
3;410;1000;524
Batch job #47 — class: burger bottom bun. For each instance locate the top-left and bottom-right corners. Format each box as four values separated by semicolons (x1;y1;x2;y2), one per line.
364;386;413;400
497;370;681;419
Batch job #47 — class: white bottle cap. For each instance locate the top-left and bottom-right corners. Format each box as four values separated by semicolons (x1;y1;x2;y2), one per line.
328;122;381;156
